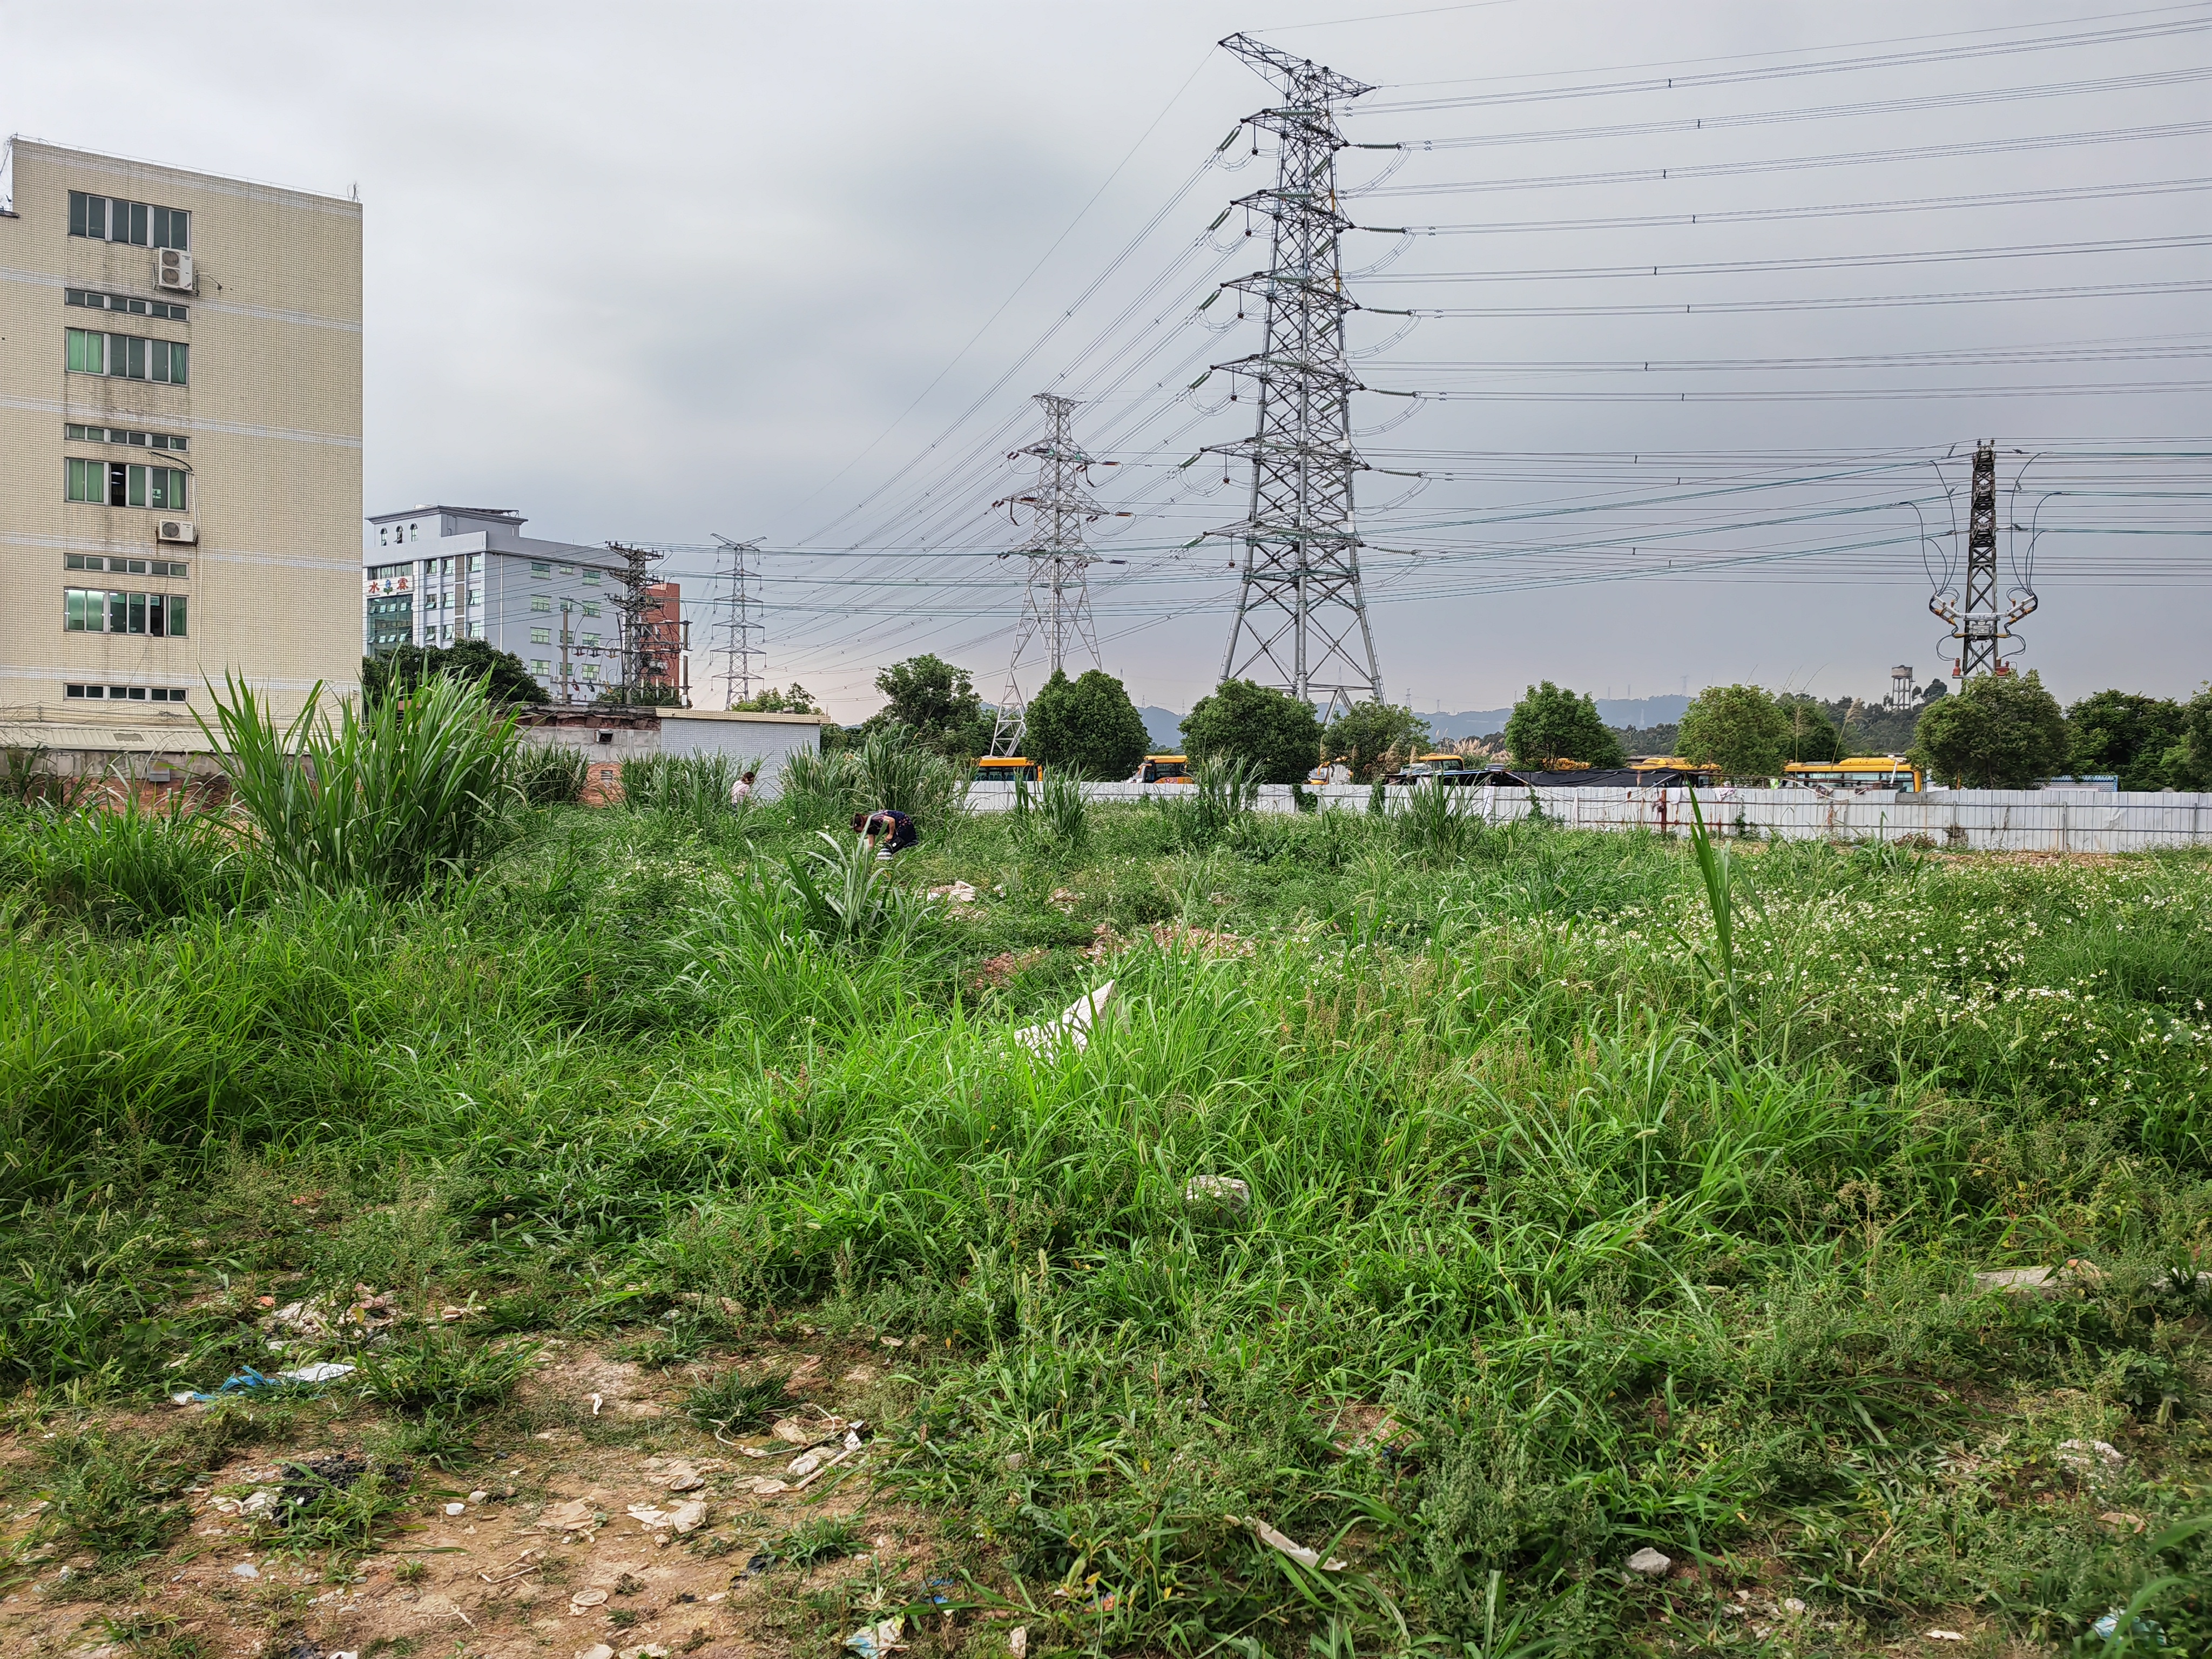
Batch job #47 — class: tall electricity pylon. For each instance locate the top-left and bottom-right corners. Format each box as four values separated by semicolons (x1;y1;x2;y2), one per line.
709;534;764;708
1207;32;1381;724
989;393;1105;756
1930;440;2036;677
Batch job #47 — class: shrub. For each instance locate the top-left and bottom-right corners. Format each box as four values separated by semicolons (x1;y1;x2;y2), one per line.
353;1324;538;1417
1154;756;1259;851
684;1366;797;1433
619;754;740;827
0;794;254;927
201;672;521;896
1395;779;1481;863
513;743;590;807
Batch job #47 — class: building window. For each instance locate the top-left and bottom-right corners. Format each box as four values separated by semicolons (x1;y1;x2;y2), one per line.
68;460;188;510
66;684;188;702
64;422;187;451
582;570;600;585
65;554;187;577
69;191;191;249
557;564;573;576
530;627;551;645
530;594;551;612
65;288;189;322
581;601;600;618
530;561;550;577
409;524;420;542
64;588;186;636
66;328;188;386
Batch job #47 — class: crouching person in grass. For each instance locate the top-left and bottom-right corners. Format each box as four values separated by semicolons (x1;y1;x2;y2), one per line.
853;807;918;862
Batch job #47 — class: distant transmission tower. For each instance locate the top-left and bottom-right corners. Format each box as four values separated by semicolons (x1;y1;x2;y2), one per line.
1930;440;2036;677
989;393;1107;756
709;535;764;708
609;541;675;703
1207;32;1381;723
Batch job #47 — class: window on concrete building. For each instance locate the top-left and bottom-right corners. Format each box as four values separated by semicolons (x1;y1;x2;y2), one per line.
64;423;187;451
69;460;188;509
531;659;550;676
69;192;190;249
64;588;186;636
531;594;551;613
65;288;188;322
582;570;600;584
530;561;550;577
530;628;551;645
581;601;600;617
581;633;600;648
65;554;188;577
66;328;187;385
66;684;188;702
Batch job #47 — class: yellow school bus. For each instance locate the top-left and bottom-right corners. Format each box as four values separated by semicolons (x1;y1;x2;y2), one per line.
1782;756;1924;793
1628;757;1722;785
1138;754;1191;784
973;756;1043;784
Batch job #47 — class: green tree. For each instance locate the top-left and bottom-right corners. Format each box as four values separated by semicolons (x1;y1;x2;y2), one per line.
1180;679;1321;785
730;683;823;714
1324;700;1433;781
2066;689;2185;790
1678;684;1790;779
1024;668;1151;780
1912;670;2071;789
1776;694;1844;763
1503;682;1625;769
361;640;544;709
2163;684;2212;790
868;655;994;759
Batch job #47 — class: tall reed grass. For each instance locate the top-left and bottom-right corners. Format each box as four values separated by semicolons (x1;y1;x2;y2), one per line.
200;672;520;896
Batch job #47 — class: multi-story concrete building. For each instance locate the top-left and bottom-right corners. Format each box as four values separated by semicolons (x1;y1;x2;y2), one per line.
0;138;361;760
363;505;683;705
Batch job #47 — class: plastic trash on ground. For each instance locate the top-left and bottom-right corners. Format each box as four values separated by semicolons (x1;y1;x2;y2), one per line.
845;1616;904;1657
1250;1518;1346;1572
1013;981;1115;1055
171;1361;356;1405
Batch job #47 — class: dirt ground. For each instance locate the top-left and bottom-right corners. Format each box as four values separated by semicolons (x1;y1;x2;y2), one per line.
0;1340;978;1659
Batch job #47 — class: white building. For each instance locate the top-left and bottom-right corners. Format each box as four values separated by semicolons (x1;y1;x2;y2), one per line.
362;505;627;705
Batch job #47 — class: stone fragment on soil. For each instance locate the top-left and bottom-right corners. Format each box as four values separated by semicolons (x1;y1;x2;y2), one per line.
1625;1547;1671;1577
2056;1438;2126;1478
1184;1175;1251;1211
1972;1259;2104;1299
538;1497;601;1533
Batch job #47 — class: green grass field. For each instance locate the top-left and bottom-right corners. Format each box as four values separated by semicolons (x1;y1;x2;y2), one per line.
4;745;2211;1655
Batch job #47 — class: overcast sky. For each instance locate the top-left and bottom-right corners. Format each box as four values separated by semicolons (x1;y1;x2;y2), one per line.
6;0;2207;718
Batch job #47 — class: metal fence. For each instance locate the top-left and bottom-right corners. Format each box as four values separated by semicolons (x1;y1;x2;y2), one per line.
964;780;2212;853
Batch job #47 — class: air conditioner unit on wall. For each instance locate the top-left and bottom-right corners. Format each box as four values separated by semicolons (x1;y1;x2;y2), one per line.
155;248;194;291
156;520;197;544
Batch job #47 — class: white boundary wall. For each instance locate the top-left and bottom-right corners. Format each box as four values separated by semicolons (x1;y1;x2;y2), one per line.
962;781;2212;853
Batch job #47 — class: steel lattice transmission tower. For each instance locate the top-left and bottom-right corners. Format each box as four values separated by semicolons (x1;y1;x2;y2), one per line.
1930;440;2036;677
1206;32;1381;723
709;534;765;709
989;393;1108;756
608;541;679;703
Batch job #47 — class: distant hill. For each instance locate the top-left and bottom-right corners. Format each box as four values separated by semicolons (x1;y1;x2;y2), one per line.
1139;698;1694;748
1138;705;1185;750
1430;695;1690;741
